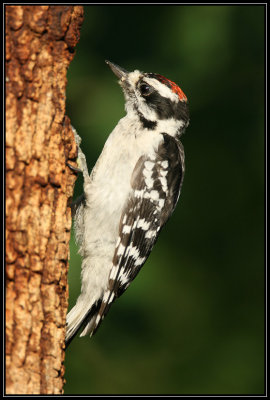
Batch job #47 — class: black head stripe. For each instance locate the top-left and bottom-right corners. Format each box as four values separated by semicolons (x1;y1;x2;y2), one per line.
141;89;189;123
138;111;157;130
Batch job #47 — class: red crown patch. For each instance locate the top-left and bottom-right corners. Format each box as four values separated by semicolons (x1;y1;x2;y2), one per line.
156;74;187;102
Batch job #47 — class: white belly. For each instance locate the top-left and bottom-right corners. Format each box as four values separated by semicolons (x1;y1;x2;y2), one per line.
76;115;162;301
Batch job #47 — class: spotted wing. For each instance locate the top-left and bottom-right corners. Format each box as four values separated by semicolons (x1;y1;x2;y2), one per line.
91;133;185;335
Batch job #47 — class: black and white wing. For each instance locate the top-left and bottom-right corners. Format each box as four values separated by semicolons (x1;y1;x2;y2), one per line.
91;133;185;335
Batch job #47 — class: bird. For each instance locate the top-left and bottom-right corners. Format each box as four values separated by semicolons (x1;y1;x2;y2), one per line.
65;60;189;347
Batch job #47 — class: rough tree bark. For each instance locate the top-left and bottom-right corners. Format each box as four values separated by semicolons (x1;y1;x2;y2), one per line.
5;5;84;394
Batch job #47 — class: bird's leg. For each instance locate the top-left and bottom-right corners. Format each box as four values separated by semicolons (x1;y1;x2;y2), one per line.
66;126;90;180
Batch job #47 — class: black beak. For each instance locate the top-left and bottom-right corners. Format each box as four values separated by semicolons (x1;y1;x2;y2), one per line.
105;60;129;79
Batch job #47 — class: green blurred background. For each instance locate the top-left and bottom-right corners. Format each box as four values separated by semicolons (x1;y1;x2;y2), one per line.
64;5;265;395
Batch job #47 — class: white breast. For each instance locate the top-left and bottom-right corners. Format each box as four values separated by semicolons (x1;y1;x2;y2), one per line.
73;113;162;307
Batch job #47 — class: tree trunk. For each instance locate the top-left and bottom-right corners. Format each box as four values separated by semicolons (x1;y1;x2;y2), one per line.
5;5;84;394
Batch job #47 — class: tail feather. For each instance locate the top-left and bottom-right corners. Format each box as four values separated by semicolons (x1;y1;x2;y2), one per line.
65;300;101;348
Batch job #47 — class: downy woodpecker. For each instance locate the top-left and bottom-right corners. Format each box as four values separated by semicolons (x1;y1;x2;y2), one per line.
66;61;189;346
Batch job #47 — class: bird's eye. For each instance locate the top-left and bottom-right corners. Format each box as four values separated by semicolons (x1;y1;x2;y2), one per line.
139;83;153;96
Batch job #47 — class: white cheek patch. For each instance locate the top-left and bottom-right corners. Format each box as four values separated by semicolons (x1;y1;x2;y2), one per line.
138;101;157;121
